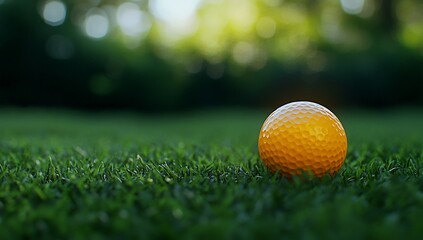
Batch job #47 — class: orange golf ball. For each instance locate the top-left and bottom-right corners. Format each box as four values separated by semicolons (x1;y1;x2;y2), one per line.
258;101;347;177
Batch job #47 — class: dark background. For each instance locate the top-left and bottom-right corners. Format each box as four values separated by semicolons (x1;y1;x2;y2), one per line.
1;0;422;111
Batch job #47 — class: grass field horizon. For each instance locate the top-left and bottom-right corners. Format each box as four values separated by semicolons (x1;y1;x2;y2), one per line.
1;107;423;239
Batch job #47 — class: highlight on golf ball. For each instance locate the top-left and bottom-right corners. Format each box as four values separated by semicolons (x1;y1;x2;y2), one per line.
258;101;347;177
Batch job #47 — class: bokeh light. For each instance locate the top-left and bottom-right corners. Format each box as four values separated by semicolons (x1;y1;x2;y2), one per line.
42;0;66;26
341;0;365;15
232;42;256;65
149;0;202;23
84;11;109;39
117;2;151;37
45;35;74;60
150;0;202;41
256;17;276;39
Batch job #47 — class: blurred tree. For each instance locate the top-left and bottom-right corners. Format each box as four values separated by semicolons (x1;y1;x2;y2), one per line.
0;0;422;110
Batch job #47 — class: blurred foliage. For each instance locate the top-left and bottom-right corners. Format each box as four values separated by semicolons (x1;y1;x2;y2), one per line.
0;0;422;110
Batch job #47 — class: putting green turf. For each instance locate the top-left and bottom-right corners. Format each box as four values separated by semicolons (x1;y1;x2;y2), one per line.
0;108;423;239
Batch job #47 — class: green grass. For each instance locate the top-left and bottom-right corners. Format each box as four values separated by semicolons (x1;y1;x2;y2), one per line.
1;108;423;239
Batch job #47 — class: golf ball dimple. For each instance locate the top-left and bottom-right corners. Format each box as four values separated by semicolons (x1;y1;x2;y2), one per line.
258;101;347;177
